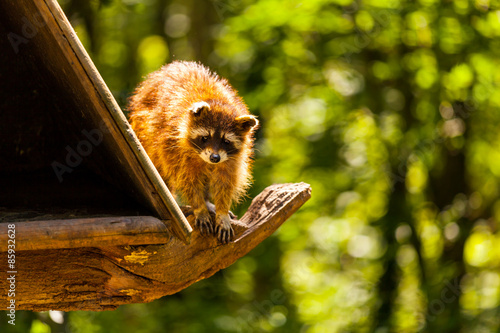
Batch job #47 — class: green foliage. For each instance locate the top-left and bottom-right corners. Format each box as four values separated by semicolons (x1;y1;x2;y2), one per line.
8;0;500;332
29;320;51;333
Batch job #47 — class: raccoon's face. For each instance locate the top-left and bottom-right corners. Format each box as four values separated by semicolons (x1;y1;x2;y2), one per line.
187;101;258;164
189;127;239;164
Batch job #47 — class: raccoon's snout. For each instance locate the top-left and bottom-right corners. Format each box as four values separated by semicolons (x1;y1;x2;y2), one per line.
200;149;227;164
210;153;221;163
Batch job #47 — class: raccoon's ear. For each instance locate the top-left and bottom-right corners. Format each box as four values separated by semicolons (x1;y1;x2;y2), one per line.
189;101;210;116
235;115;259;132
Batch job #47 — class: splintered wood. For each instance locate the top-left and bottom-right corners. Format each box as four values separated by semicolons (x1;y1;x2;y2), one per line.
0;183;311;311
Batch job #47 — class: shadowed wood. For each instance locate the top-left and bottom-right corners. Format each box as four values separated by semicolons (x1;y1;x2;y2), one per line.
41;0;192;243
40;0;192;244
0;0;192;243
0;183;311;311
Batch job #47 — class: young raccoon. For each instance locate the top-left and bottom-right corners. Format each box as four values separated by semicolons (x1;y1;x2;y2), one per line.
128;61;258;244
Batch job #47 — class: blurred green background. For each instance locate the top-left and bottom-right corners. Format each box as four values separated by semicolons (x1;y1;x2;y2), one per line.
7;0;500;332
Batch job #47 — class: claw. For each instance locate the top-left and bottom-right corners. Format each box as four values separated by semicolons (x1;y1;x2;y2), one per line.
218;227;234;244
195;210;214;236
215;214;234;244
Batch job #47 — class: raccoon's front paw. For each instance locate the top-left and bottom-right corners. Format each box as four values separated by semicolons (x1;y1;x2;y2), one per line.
194;210;214;236
215;214;234;244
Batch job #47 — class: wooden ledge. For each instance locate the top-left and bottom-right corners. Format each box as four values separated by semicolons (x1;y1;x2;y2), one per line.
0;182;311;311
0;216;171;252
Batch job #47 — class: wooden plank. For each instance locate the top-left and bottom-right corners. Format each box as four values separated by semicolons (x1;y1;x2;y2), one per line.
0;216;172;251
0;183;311;311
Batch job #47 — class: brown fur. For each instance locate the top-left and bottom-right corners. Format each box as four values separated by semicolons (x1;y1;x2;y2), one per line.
128;61;258;243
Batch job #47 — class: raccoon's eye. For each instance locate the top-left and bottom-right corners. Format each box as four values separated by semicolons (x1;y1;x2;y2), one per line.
223;138;230;145
201;136;209;142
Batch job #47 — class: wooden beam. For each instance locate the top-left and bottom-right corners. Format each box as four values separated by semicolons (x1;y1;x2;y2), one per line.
0;216;172;251
0;183;311;311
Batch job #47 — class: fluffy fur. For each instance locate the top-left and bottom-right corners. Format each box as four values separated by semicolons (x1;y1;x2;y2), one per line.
128;61;258;243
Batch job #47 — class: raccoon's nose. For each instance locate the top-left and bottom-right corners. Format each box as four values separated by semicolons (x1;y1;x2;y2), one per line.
210;153;221;163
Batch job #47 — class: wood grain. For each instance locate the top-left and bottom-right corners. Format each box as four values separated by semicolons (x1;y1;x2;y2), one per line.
0;183;311;311
0;216;172;251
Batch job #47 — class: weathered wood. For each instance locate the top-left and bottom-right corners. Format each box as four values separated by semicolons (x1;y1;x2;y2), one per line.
0;183;311;311
0;216;172;251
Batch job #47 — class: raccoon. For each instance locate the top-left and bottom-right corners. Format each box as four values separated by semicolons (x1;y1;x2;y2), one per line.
128;61;258;244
